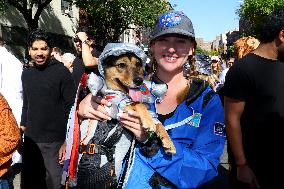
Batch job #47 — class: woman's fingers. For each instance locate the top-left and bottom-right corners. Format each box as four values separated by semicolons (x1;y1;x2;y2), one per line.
122;123;147;142
119;119;141;131
93;95;111;107
87;104;111;121
78;93;111;121
118;112;140;124
118;111;148;142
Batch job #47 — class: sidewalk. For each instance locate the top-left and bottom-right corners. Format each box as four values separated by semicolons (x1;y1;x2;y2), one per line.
13;174;20;189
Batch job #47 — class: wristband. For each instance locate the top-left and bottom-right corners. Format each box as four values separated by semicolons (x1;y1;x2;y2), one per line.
82;39;89;45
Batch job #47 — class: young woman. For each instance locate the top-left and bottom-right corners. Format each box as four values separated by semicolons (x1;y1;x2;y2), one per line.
76;10;225;189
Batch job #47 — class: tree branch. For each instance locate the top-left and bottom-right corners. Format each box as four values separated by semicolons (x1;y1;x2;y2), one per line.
33;0;52;21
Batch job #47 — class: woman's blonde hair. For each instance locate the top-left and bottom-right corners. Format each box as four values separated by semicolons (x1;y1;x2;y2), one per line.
234;36;260;59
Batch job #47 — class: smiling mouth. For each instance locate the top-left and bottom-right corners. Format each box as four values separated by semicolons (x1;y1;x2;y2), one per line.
115;78;138;92
35;57;46;63
163;55;177;62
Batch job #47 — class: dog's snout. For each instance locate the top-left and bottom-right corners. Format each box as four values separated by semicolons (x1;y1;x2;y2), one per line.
133;77;143;86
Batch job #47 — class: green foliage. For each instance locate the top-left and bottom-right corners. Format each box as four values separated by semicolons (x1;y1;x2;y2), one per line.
237;0;284;37
73;0;168;45
209;49;219;56
196;46;209;56
226;45;236;58
0;0;7;12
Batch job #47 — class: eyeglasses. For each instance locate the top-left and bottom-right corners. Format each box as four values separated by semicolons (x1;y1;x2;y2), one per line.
73;37;81;43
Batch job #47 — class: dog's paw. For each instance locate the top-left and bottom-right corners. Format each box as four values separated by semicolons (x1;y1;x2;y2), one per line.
162;139;176;155
141;120;156;133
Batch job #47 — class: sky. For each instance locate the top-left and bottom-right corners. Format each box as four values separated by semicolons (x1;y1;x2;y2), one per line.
168;0;243;42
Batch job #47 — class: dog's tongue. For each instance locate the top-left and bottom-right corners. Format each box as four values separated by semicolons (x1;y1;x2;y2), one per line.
128;89;142;102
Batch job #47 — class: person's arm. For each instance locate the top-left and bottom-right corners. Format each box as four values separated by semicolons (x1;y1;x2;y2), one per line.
0;95;21;167
224;97;246;166
60;68;76;119
77;32;98;67
119;94;226;188
77;93;111;121
20;73;27;129
224;96;260;188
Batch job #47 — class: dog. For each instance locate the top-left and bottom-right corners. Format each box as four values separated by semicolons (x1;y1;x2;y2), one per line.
62;43;175;187
92;43;176;154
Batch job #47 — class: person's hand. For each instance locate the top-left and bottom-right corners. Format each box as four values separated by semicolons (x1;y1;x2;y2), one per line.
76;32;88;43
58;141;66;165
118;110;148;142
78;93;112;121
237;165;260;188
51;52;62;62
20;126;26;135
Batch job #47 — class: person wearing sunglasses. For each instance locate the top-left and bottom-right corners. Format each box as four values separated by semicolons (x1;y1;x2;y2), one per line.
72;26;101;89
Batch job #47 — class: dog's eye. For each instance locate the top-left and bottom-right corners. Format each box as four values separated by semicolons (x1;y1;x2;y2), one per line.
117;63;126;69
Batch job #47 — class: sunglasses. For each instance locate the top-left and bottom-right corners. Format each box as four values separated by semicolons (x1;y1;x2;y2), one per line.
73;37;81;43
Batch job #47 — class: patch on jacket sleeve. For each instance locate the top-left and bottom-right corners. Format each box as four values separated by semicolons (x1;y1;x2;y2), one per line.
214;122;226;137
188;113;202;127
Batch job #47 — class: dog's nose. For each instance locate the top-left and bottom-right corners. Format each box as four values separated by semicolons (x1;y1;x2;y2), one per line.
133;77;143;86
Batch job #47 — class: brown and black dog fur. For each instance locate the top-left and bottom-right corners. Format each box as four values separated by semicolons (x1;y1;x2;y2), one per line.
102;53;176;154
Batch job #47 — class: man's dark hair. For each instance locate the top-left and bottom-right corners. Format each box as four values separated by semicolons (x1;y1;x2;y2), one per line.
27;28;53;48
76;26;95;40
259;8;284;43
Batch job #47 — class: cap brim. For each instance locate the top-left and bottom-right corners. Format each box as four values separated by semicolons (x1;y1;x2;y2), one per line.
151;28;195;41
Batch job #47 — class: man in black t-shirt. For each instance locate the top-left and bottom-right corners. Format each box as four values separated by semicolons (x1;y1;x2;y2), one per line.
224;8;284;189
72;26;101;88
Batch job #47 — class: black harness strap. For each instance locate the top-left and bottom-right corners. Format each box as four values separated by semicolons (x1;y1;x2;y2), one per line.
149;173;177;189
202;90;216;109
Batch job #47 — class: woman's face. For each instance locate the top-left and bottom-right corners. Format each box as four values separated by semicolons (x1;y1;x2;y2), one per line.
151;35;194;74
211;60;219;72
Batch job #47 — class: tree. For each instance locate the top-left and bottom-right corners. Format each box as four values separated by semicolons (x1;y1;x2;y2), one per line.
196;46;209;56
0;0;54;30
73;0;169;45
237;0;284;37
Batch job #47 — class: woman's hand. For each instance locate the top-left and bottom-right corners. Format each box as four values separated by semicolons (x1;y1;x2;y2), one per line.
76;32;88;42
118;110;148;142
78;93;112;121
237;165;260;188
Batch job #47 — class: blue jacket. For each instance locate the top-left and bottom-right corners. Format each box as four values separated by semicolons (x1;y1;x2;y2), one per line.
122;85;226;189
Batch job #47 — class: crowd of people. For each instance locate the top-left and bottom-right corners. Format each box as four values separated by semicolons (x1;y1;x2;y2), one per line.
0;7;284;189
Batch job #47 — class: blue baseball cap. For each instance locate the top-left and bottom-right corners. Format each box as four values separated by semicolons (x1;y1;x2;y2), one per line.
150;11;195;42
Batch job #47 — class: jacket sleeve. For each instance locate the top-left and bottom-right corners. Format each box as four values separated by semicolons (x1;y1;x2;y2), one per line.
60;68;76;119
0;95;21;167
20;72;28;127
143;94;226;188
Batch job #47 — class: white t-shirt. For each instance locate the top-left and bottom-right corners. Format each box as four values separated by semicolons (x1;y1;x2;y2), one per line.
0;46;23;164
219;68;229;85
